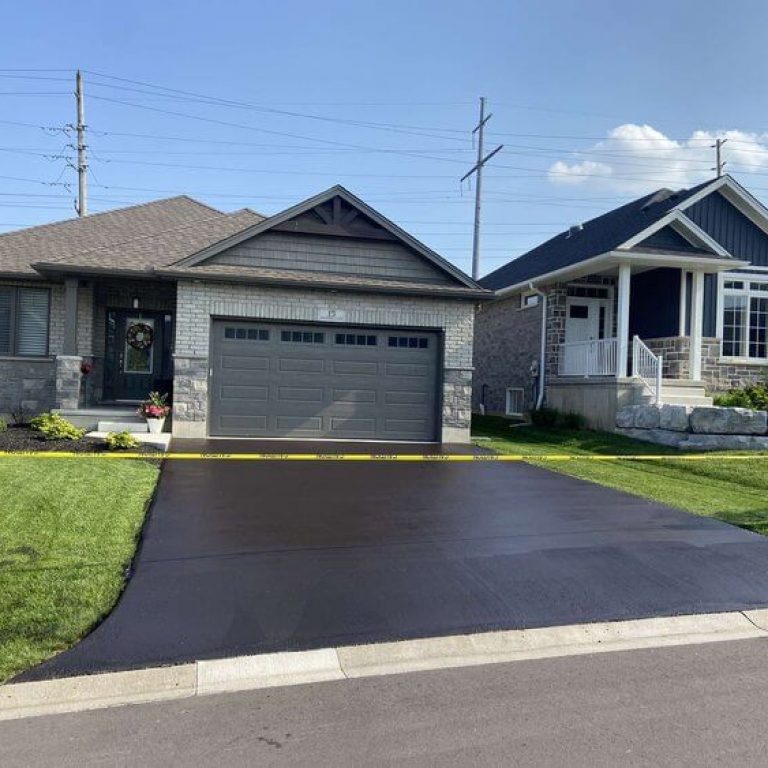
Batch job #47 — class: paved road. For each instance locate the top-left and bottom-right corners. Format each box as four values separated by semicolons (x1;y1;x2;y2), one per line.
21;439;768;680
4;638;768;766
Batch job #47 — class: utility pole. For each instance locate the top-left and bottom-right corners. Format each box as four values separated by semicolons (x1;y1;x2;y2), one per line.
712;137;727;178
75;70;87;216
461;97;503;280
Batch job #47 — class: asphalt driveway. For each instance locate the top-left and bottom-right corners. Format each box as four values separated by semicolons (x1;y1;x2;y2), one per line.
21;440;768;680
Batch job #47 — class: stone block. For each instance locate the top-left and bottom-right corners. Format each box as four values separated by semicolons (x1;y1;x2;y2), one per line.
659;404;691;432
615;406;638;429
633;405;661;430
689;407;767;435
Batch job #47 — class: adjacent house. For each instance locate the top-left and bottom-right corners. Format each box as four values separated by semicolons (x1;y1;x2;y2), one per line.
0;185;488;442
474;175;768;429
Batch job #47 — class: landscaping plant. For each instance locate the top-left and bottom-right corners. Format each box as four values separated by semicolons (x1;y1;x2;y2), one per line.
713;381;768;410
29;412;86;441
105;431;141;450
137;391;171;420
0;418;6;434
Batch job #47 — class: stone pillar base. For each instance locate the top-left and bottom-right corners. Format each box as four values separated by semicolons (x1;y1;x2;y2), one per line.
55;355;83;410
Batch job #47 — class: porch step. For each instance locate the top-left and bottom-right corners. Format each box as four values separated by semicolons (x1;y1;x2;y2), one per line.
660;394;714;407
97;420;149;434
55;407;143;432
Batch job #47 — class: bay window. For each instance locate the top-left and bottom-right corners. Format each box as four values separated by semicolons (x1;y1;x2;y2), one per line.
721;277;768;360
0;286;50;357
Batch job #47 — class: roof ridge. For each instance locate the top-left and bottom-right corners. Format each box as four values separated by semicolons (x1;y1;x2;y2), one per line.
33;209;259;265
0;195;221;242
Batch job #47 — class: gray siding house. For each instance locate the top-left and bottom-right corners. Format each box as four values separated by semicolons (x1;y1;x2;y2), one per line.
474;175;768;429
0;185;488;442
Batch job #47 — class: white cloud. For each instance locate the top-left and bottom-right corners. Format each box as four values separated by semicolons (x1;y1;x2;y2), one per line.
547;123;768;194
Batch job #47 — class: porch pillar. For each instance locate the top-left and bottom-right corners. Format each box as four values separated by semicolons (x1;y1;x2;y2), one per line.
678;269;688;336
62;277;79;355
689;270;704;381
617;262;631;378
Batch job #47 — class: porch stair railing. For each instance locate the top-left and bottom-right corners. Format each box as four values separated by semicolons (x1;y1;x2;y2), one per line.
558;338;618;377
632;335;663;405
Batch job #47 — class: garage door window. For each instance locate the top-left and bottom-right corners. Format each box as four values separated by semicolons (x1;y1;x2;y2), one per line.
388;336;429;349
335;333;377;346
224;327;270;341
281;330;325;344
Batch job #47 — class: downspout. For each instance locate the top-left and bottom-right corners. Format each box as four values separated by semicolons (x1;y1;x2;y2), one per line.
528;282;547;410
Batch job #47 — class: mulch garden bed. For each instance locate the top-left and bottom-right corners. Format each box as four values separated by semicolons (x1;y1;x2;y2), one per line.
0;424;163;455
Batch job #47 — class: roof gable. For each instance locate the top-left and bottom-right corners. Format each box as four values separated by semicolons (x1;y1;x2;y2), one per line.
174;185;480;289
477;177;768;291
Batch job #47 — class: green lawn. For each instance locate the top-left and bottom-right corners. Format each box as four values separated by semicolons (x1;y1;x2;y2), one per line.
473;415;768;536
0;458;159;682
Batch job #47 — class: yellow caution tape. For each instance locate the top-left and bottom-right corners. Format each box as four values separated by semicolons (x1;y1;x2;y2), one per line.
0;451;765;461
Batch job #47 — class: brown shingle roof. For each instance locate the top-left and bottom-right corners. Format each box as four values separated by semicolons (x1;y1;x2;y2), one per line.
0;196;263;277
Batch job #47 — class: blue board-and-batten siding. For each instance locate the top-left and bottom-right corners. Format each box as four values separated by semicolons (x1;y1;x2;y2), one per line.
685;191;768;335
687;192;768;266
629;268;681;339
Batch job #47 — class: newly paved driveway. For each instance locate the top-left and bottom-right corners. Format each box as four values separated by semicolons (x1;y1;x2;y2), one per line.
21;440;768;680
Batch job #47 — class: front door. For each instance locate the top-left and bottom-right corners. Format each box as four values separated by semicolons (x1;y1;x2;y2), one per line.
103;309;174;402
563;297;610;374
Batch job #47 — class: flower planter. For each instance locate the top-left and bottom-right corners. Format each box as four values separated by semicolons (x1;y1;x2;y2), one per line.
146;417;166;434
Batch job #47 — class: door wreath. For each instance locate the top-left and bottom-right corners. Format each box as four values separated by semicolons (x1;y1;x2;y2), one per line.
126;322;154;350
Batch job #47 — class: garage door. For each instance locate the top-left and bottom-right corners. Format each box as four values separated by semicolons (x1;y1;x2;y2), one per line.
209;320;440;440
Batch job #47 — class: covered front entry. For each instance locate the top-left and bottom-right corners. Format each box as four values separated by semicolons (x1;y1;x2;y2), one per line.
102;309;175;402
209;319;440;440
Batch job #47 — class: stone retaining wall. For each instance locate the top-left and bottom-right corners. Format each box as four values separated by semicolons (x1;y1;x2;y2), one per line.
616;403;768;450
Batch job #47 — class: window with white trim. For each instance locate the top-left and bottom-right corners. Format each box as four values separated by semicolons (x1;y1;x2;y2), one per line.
520;291;540;309
505;387;524;417
721;277;768;360
0;286;50;357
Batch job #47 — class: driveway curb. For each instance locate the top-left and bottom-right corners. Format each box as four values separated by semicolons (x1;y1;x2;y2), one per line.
3;610;767;721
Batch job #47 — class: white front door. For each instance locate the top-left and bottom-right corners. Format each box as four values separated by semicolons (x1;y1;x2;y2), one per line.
563;297;609;374
565;297;602;344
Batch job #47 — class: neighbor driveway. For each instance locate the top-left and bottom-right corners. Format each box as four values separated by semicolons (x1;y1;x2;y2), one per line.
21;440;768;679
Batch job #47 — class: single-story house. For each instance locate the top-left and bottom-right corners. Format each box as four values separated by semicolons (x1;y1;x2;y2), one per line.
0;185;488;442
474;174;768;429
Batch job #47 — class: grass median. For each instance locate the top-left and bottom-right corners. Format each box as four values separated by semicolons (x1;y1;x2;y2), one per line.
0;457;159;682
473;415;768;536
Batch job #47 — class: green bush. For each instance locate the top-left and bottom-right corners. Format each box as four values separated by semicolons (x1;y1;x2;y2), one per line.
530;407;586;430
713;381;768;410
560;411;587;430
530;407;559;428
0;418;6;434
29;412;85;441
105;431;140;451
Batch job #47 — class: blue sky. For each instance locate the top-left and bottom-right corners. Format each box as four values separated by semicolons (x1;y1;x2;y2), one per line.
2;0;768;276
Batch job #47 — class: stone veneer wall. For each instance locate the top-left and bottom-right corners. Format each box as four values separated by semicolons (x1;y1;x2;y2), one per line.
644;336;768;391
173;280;476;442
472;293;542;414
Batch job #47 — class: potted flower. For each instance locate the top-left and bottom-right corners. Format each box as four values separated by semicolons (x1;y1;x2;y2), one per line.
138;391;171;434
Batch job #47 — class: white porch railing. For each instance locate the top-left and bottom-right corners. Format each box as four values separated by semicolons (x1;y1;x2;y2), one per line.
632;335;663;405
558;338;619;377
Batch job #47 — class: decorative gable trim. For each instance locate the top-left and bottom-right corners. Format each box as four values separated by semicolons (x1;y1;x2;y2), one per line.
172;185;480;289
618;209;730;256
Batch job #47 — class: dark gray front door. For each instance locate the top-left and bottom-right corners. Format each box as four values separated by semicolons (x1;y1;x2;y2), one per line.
209;320;440;440
103;310;174;402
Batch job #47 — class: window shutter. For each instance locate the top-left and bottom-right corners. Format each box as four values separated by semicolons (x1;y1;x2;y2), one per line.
0;287;11;356
16;288;49;356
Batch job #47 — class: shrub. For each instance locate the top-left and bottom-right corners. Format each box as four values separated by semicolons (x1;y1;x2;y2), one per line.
560;411;587;430
0;418;6;434
530;407;559;428
29;412;85;441
530;407;586;430
713;381;768;410
105;431;140;451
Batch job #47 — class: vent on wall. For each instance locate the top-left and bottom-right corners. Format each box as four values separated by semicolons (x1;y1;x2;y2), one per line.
505;387;524;417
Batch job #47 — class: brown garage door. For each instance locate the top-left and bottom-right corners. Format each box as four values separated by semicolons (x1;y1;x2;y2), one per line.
209;320;440;440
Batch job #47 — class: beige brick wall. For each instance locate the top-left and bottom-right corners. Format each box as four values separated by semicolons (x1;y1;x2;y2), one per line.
173;280;476;441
